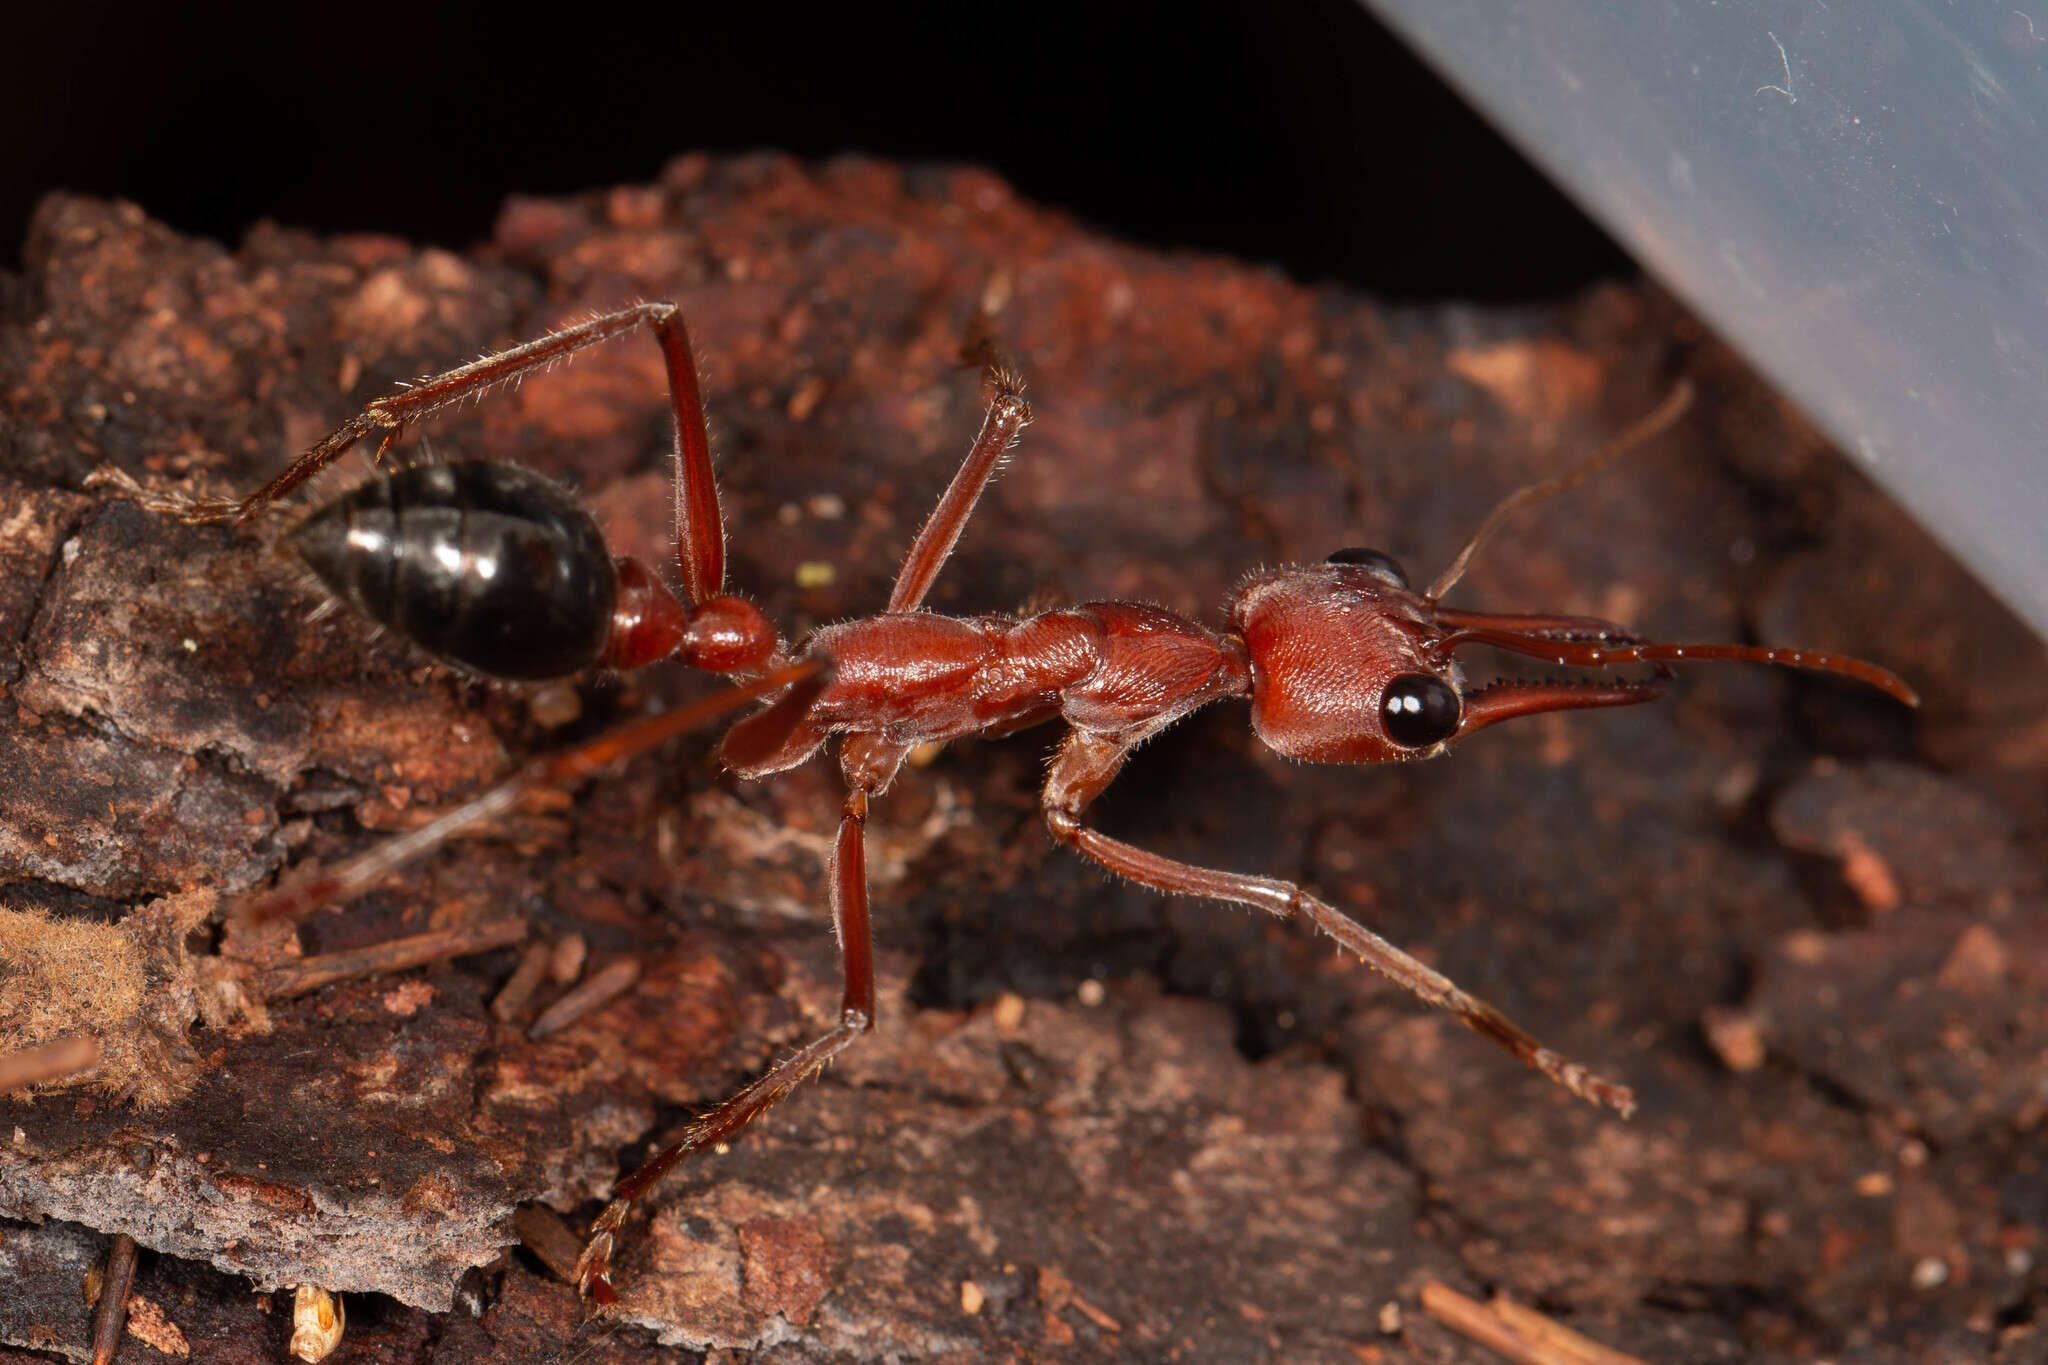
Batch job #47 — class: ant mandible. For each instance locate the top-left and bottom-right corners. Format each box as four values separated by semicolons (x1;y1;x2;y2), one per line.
104;301;1918;1304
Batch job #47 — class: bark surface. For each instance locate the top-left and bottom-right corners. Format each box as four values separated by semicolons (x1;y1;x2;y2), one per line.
1;158;2043;1363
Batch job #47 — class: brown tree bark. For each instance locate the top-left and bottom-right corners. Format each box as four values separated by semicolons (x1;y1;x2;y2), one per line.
1;157;2043;1363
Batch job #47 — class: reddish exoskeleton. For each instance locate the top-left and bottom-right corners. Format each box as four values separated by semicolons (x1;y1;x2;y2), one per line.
115;303;1915;1302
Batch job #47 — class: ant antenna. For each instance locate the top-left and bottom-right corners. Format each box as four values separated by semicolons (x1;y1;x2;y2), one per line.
1425;379;1696;603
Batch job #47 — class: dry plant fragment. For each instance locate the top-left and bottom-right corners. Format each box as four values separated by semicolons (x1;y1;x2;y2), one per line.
490;938;553;1023
0;1035;99;1095
0;891;215;1107
88;1234;138;1365
512;1203;587;1286
289;1285;345;1362
1420;1280;1646;1365
1701;1003;1768;1073
255;920;527;1000
122;1294;190;1358
548;932;588;984
527;957;641;1040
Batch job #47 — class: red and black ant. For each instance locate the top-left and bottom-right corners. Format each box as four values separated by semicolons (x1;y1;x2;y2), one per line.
97;302;1917;1304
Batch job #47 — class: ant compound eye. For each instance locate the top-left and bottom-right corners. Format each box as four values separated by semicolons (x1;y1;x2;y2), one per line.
1381;674;1460;748
1325;546;1409;588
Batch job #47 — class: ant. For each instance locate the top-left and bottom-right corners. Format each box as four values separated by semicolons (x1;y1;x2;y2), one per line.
97;301;1917;1305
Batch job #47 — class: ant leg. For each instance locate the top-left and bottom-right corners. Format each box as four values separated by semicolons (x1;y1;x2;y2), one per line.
1039;729;1637;1117
885;368;1031;613
216;305;677;519
169;303;727;598
233;661;822;925
575;734;910;1303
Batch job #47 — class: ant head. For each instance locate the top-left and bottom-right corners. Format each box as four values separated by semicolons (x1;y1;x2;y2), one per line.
1227;386;1915;767
1228;547;1919;767
1230;548;1501;765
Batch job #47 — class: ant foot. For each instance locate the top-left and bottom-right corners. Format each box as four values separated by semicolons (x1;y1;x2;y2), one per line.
84;467;245;524
1534;1047;1637;1119
574;1232;618;1304
575;1203;628;1304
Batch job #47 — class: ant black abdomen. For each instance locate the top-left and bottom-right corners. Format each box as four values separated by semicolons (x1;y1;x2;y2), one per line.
290;461;617;681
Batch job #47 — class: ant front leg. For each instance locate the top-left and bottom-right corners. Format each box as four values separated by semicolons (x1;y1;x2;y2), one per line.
575;733;911;1304
886;365;1030;613
1039;729;1636;1116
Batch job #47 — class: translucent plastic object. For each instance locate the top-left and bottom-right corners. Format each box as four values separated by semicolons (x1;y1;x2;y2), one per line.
1363;1;2048;641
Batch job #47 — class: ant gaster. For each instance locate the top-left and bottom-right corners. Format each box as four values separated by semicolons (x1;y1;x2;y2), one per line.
104;302;1917;1304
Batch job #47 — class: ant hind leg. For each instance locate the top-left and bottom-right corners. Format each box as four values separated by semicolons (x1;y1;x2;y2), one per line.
97;305;731;606
229;662;825;927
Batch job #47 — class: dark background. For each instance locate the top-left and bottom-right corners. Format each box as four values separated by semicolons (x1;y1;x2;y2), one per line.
1;1;1629;300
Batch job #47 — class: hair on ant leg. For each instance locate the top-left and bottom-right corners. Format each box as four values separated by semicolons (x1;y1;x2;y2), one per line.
94;303;1916;1305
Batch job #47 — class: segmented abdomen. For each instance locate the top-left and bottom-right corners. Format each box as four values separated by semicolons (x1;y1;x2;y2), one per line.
290;462;616;681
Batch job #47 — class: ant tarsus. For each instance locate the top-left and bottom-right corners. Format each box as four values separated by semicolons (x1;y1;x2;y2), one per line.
95;303;1917;1305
